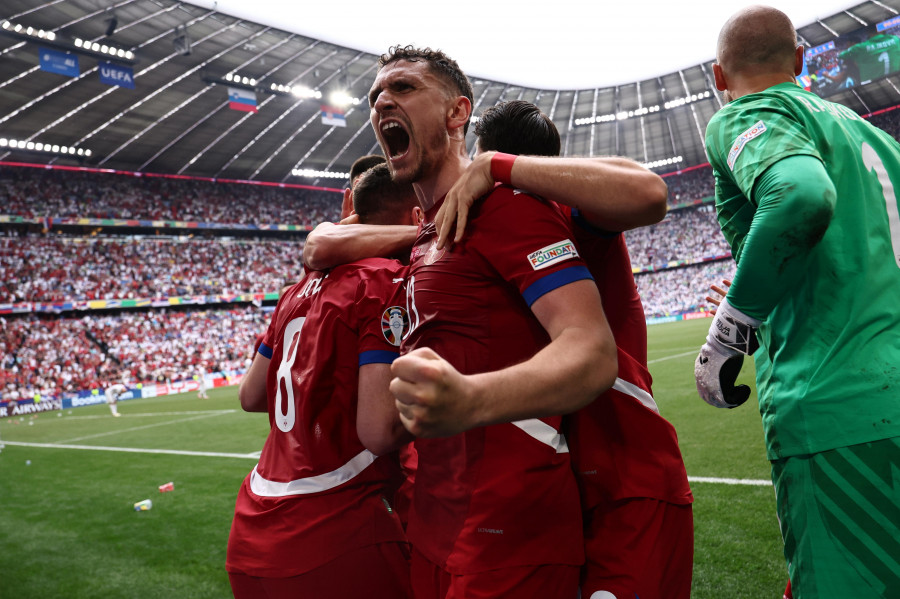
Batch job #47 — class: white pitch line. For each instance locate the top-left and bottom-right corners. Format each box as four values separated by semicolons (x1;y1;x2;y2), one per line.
3;441;260;460
3;441;772;485
647;349;699;364
56;412;231;444
689;476;772;486
60;410;236;421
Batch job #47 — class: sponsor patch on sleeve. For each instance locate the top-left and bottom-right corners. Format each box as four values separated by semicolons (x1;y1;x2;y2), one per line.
726;120;767;170
527;239;579;271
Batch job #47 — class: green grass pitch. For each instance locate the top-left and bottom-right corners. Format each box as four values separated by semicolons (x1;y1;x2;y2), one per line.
0;318;787;598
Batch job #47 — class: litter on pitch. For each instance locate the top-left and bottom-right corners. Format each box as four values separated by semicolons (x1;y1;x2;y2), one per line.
158;481;175;493
134;499;153;511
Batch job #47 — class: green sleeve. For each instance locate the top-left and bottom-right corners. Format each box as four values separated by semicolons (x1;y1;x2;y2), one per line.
727;155;836;320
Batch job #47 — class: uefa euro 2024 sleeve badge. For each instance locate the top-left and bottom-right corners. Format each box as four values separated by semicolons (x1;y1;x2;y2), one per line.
382;306;410;347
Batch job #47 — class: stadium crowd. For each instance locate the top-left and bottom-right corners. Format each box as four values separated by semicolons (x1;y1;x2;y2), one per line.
0;235;304;303
635;260;735;318
0;166;341;227
662;166;714;207
623;204;730;269
0;307;266;402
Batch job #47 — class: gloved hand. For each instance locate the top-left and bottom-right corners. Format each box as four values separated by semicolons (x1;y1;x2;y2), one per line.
695;297;760;408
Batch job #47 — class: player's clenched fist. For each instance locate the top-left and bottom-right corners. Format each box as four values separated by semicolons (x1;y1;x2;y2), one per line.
390;347;481;438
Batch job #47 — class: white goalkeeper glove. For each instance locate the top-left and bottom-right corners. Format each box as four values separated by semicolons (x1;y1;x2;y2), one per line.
695;297;761;408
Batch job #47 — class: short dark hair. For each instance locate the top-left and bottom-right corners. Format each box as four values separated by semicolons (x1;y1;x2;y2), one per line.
475;100;560;157
379;45;474;135
352;163;418;225
349;154;386;186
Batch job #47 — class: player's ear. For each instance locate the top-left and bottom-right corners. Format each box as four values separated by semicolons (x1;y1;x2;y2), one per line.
409;206;424;226
793;45;804;76
713;63;728;91
447;95;471;134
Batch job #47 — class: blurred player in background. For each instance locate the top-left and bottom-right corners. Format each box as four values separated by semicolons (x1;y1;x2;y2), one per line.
196;363;208;399
439;99;693;599
226;163;420;598
104;378;127;417
698;6;900;597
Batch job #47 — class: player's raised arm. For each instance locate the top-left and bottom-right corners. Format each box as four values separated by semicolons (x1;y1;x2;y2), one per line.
436;101;667;248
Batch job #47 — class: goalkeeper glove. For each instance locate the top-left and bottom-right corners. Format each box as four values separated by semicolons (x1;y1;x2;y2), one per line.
695;297;761;408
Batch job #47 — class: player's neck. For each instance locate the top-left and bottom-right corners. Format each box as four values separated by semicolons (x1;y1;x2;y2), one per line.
728;73;796;101
414;153;471;212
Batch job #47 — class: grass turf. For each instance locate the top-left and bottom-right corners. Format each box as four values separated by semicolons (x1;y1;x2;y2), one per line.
0;318;787;598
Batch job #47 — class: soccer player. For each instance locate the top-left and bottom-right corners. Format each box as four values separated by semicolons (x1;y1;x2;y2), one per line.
225;164;419;598
104;379;126;417
698;6;900;597
369;45;617;598
196;363;208;399
838;30;900;83
440;99;693;599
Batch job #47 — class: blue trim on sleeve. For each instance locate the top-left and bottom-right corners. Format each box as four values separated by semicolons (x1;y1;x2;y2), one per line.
522;265;594;307
359;350;400;366
572;207;620;238
258;342;273;359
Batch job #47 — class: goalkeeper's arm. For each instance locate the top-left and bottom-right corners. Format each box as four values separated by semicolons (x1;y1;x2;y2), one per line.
726;154;836;320
696;155;835;408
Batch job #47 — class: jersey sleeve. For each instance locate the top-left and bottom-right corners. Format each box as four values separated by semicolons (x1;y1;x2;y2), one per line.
469;186;593;307
354;261;407;367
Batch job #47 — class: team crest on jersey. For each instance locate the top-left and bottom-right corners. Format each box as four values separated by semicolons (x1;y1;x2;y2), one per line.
381;306;410;346
527;239;579;270
727;120;767;170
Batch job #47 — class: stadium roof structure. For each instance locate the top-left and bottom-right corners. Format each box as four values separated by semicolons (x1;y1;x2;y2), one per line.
2;0;900;185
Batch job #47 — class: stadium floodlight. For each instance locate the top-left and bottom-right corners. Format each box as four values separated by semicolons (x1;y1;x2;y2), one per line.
291;168;349;179
0;136;92;158
329;91;361;107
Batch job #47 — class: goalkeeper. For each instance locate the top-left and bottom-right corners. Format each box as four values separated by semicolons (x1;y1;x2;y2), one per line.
698;5;900;598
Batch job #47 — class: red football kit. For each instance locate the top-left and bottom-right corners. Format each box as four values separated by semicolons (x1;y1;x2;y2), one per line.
561;205;694;599
402;186;590;592
226;259;411;597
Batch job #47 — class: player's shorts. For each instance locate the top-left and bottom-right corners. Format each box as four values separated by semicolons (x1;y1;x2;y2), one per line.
772;436;900;599
581;497;693;599
410;548;578;599
228;541;411;599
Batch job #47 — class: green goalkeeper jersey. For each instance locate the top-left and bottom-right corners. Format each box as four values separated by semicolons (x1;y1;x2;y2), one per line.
839;33;900;82
705;82;900;460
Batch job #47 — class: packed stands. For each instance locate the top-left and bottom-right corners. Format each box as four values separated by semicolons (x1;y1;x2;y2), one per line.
0;307;266;402
0;235;304;303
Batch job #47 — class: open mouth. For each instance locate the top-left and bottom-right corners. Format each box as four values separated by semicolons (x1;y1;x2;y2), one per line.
381;121;410;159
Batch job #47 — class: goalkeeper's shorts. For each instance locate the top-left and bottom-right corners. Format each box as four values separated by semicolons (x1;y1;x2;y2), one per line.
772;436;900;599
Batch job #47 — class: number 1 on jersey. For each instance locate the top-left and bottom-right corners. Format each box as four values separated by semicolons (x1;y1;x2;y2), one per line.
861;142;900;269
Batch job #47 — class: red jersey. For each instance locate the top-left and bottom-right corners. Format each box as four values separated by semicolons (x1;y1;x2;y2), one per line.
403;185;591;574
226;259;409;577
561;206;692;507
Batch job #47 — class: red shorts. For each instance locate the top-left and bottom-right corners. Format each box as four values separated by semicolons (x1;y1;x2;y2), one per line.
582;498;693;599
229;541;411;599
410;548;578;599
